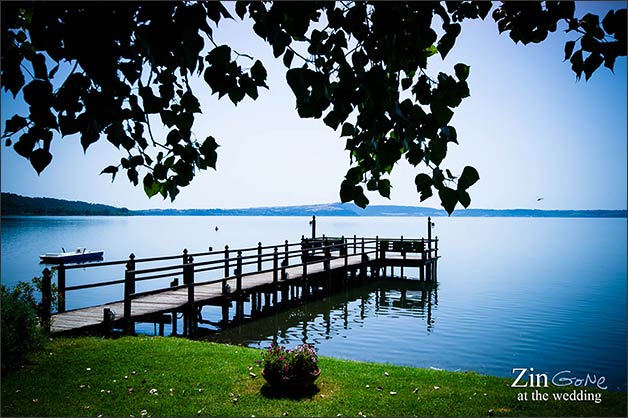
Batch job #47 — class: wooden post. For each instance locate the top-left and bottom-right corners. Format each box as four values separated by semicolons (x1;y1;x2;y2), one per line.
186;255;194;306
360;237;366;280
323;237;330;271
435;236;439;259
40;268;52;334
284;240;289;265
170;279;179;335
302;241;308;278
224;245;230;277
57;263;66;313
301;237;309;298
103;308;113;334
236;251;243;294
375;236;380;278
257;242;262;271
311;215;316;238
400;235;405;279
343;236;348;267
353;235;357;254
427;217;432;253
124;253;136;334
273;247;279;284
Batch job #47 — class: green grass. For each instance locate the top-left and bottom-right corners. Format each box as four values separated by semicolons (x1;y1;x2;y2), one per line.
1;336;625;417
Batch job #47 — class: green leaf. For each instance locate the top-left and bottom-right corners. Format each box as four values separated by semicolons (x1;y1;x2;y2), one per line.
323;110;342;130
340;179;354;203
457;166;480;191
583;52;604;81
353;185;369;208
428;137;447;166
570;49;584;80
438;187;458;215
414;173;433;201
100;165;119;182
458;189;471;208
437;23;461;59
345;166;363;183
235;1;248;19
440;126;458;144
23;80;53;107
127;168;139;186
563;40;576;61
378;179;391;199
200;136;219;169
250;60;267;85
4;115;28;135
340;122;355;137
143;173;161;198
454;63;470;82
283;49;294;68
406;144;424;166
139;86;163;114
430;103;454;126
30;148;52;175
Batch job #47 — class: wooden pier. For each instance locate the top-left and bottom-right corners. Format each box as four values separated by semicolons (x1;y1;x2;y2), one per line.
39;217;440;337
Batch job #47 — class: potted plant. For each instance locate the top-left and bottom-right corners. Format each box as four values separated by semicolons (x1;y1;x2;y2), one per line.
260;343;321;389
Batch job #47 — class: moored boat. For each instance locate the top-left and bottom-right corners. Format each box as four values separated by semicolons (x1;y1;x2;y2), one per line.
40;247;104;264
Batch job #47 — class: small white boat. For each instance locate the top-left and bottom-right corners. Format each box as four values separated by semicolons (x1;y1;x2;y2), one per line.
40;247;104;264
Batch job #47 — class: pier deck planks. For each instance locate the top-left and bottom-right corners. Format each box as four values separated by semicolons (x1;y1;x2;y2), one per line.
50;255;365;334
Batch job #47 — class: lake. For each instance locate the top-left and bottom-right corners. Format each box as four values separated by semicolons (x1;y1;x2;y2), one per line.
1;215;626;390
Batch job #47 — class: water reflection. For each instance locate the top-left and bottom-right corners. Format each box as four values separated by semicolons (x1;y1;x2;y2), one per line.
203;279;438;349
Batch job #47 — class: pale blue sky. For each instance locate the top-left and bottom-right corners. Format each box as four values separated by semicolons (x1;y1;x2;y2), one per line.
1;2;626;211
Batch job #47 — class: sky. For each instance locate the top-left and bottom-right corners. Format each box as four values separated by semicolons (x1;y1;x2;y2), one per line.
1;2;626;211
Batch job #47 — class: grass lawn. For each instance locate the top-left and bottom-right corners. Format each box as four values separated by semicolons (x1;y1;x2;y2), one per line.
1;336;625;417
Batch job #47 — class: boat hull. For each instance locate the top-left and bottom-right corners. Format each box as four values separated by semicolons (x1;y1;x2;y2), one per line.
40;251;104;264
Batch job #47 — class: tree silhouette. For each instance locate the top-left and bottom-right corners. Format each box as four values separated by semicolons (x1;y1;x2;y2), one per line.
1;1;625;213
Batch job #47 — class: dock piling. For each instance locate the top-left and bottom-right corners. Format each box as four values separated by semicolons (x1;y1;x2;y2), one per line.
57;263;66;313
123;253;136;334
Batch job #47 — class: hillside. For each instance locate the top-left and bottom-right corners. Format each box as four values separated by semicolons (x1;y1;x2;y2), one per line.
0;192;131;216
1;192;625;218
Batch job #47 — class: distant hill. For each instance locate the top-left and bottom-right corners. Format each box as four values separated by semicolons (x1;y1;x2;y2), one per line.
1;192;131;216
1;192;625;218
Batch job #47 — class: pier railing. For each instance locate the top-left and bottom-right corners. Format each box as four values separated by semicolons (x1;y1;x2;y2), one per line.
40;234;438;332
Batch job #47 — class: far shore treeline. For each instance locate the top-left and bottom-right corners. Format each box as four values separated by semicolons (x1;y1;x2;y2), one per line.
1;192;626;218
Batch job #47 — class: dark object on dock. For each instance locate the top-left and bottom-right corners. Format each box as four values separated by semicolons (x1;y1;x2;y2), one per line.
40;217;439;337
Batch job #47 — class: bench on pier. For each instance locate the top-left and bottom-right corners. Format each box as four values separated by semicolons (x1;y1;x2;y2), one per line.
379;239;425;260
301;237;347;262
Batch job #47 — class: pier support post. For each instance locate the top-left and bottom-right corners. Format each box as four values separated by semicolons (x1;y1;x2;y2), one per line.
273;247;279;284
170;278;179;335
360;237;366;280
103;308;114;336
284;240;289;266
310;215;316;238
224;245;230;277
257;242;263;271
236;251;243;294
374;236;380;278
124;253;136;334
427;217;433;254
57;263;66;313
184;252;196;337
40;268;52;334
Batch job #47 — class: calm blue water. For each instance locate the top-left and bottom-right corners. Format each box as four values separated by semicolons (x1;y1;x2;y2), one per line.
1;216;626;390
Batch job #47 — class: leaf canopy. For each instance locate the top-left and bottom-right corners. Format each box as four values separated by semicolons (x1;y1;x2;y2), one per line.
0;1;625;213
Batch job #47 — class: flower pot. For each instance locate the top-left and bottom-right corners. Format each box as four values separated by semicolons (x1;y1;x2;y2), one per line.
261;367;321;390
